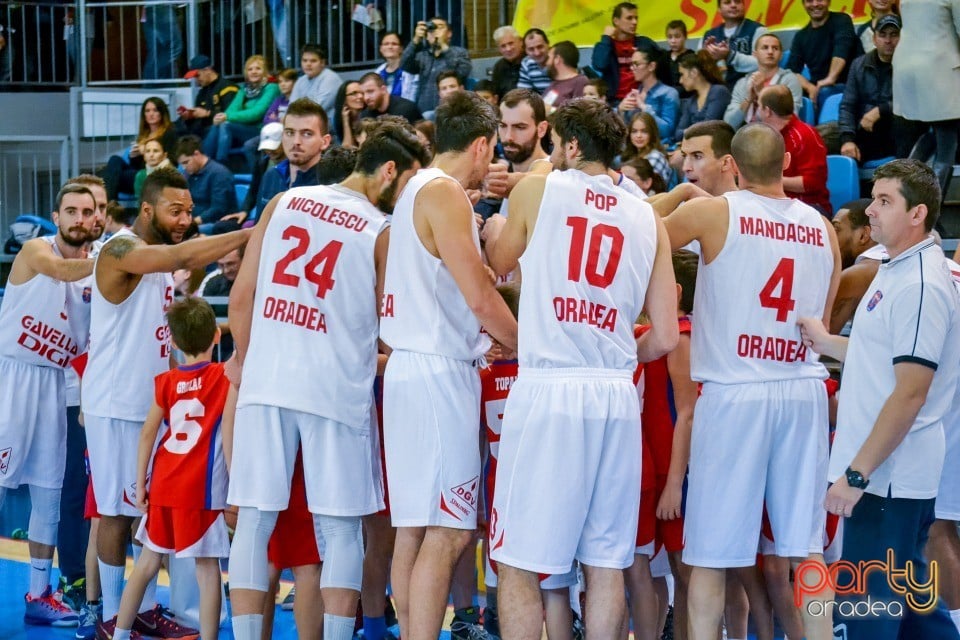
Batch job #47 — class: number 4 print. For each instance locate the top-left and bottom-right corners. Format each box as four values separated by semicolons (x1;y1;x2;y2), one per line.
759;257;796;322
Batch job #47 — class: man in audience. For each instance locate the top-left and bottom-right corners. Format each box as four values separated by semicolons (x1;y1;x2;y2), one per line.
700;0;768;88
256;98;331;211
517;28;552;95
359;72;423;122
839;14;899;165
491;25;524;103
788;0;861;107
725;33;802;129
543;41;589;111
178;55;238;138
400;16;472;115
290;44;343;129
591;2;658;104
758;85;832;215
437;71;464;103
201;247;241;360
175;135;238;234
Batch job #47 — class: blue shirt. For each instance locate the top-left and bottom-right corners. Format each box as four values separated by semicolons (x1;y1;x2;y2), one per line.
188;159;237;224
625;82;681;146
255;159;320;218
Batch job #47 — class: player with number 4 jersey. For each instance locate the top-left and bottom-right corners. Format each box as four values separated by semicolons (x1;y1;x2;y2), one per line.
482;98;679;639
663;123;841;640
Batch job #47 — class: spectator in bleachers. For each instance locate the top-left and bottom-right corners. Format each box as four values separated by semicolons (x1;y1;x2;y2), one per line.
592;2;659;104
202;55;279;172
133;139;173;201
178;55;239;139
675;50;732;143
839;14;899;165
0;23;11;83
857;0;899;54
491;26;524;103
665;19;694;93
758;84;832;215
359;72;423;123
582;78;608;102
623;111;675;188
700;0;768;89
174;135;238;234
401;16;472;115
240;68;297;171
103;200;133;240
255;98;331;212
618;47;681;145
437;70;464;102
219;123;286;230
787;0;861;109
290;44;343;130
620;156;668;195
543;41;589;111
376;31;419;102
413;119;436;160
725;33;802;129
101;97;178;200
473;80;500;107
334;80;367;147
517;28;552;95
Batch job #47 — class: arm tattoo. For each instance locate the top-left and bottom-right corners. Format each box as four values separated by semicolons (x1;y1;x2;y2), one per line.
102;236;139;260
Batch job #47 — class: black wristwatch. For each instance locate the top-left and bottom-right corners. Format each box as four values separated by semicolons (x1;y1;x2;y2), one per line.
845;466;869;489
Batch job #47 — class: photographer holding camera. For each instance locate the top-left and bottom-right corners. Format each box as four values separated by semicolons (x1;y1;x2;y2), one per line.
400;17;472;114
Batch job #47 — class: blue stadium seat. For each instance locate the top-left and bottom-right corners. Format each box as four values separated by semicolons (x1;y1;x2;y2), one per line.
465;77;478;90
780;50;790;69
234;173;253;185
235;183;250;205
818;93;842;124
827;155;859;214
800;97;815;125
859;156;895;181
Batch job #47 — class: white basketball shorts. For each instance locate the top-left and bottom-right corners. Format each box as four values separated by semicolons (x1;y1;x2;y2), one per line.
85;415;142;517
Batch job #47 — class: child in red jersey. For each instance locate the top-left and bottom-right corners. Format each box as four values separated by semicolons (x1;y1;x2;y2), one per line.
107;297;230;640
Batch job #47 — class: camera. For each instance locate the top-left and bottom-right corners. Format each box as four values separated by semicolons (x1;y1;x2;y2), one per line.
425;22;438;32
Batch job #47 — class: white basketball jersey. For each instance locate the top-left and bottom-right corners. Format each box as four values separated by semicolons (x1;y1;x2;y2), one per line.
380;167;491;361
83;228;175;422
0;236;90;369
691;190;833;384
856;243;888;263
518;170;657;371
236;184;389;430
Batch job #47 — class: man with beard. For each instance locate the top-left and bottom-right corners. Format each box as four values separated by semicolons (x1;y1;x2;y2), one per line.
0;183;98;625
496;89;552;220
83;167;249;637
359;72;423;123
226;122;429;640
379;91;518;640
543;41;589;111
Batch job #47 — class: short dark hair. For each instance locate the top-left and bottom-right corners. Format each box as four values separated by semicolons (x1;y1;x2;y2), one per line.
175;134;203;158
473;79;497;96
672;249;699;314
587;77;608;97
277;68;299;82
731;123;786;185
759;84;795;118
613;2;637;19
167;296;218;356
497;282;521;319
317;146;358;184
142;166;189;207
550;97;627;168
621;157;667;194
872;159;941;232
666;19;688;36
551;41;579;69
683;120;735;157
380;31;403;45
284;97;330;134
55;183;95;211
106;200;131;224
436;69;462;89
301;44;327;60
355;122;429;176
360;71;385;86
501;88;547;124
434;91;499;154
838;198;872;229
523;28;548;44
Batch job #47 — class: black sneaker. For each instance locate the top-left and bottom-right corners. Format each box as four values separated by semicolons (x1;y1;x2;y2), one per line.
59;577;87;614
661;605;674;640
572;609;585;640
482;606;500;639
450;620;496;640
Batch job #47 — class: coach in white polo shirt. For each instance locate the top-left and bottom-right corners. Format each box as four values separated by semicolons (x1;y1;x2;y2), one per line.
800;159;960;640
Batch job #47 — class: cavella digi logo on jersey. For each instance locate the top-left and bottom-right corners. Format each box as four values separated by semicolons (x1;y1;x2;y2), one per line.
155;324;171;359
17;315;80;367
867;290;883;312
440;476;479;522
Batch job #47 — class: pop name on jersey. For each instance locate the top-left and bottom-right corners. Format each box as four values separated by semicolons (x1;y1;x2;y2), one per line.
286;196;370;233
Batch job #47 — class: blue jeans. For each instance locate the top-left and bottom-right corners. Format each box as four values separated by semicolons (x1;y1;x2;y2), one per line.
56;406;89;583
266;0;290;67
202;121;262;171
142;4;183;80
836;491;960;640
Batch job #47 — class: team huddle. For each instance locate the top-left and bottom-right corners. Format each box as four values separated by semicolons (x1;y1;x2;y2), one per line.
1;89;959;640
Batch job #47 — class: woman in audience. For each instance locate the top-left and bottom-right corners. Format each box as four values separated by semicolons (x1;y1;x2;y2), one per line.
133;139;172;200
375;31;419;101
334;80;366;147
413;119;436;161
618;47;681;146
622;111;675;189
262;68;298;125
101;97;176;200
620;157;668;195
203;54;279;171
674;50;731;143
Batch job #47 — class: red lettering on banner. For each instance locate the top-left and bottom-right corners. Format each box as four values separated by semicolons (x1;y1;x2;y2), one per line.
764;0;800;26
679;0;711;33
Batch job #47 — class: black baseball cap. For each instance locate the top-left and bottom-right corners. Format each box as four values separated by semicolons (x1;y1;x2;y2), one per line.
184;55;213;79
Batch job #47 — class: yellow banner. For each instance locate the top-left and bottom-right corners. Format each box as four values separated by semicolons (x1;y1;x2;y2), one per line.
513;0;872;46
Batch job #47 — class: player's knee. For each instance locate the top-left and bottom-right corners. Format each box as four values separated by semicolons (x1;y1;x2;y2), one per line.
27;486;61;546
228;507;279;592
316;514;363;592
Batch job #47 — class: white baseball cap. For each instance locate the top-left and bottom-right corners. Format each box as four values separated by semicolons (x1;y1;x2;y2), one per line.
258;122;284;151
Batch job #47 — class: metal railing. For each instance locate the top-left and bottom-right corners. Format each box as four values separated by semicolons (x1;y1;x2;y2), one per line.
0;135;70;241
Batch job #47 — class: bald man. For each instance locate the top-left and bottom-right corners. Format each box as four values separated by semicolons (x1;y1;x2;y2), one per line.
664;123;840;640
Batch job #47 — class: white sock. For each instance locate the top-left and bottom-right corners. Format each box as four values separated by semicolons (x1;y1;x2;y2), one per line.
113;629;132;640
324;614;357;640
99;560;126;621
950;608;960;632
232;614;263;640
28;558;53;597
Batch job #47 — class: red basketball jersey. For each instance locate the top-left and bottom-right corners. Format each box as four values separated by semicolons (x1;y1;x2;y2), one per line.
150;362;230;510
480;360;518;505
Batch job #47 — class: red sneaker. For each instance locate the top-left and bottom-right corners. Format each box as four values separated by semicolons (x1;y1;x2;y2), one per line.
132;606;199;639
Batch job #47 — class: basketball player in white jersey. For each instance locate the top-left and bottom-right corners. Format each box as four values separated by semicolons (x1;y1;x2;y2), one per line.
83;167;249;633
226;123;429;640
0;183;97;625
498;88;552;195
379;90;518;640
663;123;840;640
480;97;679;640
